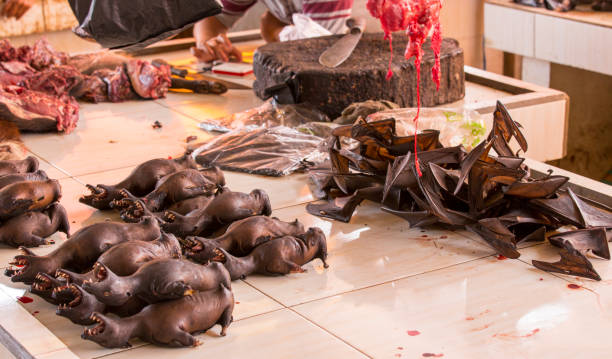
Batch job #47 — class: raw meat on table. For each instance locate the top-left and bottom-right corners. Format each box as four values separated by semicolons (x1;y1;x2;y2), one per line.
0;86;79;133
126;60;171;99
26;65;84;97
0;38;173;132
91;67;137;103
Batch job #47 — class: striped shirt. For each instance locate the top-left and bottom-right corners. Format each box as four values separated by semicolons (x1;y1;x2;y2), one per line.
216;0;354;34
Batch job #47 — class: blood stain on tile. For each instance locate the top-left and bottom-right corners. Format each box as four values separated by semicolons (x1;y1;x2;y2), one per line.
539;278;543;281
493;328;540;339
496;255;507;260
440;235;448;239
397;346;404;350
17;296;33;303
466;309;490;321
422;353;444;357
407;330;421;336
471;323;492;331
567;284;581;290
31;310;39;315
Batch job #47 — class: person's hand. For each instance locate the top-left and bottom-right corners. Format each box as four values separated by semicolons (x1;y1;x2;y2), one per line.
1;0;34;20
190;34;243;63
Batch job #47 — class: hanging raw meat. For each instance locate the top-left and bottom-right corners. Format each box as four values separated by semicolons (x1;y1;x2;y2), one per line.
367;0;444;176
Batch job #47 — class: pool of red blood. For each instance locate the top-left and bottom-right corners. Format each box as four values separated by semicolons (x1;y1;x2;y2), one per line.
17;296;33;303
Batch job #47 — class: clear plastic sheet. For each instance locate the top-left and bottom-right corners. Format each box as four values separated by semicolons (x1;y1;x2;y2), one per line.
193;126;327;177
68;0;222;51
367;108;487;151
198;99;330;133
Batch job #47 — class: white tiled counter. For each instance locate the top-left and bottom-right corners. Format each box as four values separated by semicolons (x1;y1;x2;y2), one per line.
0;59;605;358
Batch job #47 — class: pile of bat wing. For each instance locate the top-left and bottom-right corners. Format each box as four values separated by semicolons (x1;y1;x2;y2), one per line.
0;156;68;248
4;154;328;348
306;101;612;281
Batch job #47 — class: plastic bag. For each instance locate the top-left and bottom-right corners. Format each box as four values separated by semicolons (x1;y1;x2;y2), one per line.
68;0;222;51
367;108;487;151
193;126;327;176
278;14;332;42
199;99;330;133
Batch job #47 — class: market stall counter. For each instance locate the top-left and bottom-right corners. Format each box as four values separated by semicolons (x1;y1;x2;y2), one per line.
1;39;610;359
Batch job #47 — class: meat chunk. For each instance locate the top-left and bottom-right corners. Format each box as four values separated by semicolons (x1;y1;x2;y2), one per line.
0;86;79;133
126;60;171;99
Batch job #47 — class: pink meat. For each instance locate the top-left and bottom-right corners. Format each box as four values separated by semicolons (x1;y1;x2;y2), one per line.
92;66;136;102
0;40;17;62
28;39;68;70
0;61;34;87
366;0;384;18
0;85;79;133
26;65;84;97
126;59;171;99
381;0;410;33
71;75;108;103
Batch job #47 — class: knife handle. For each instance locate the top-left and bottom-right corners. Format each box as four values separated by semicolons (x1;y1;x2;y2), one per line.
346;17;366;35
171;77;228;95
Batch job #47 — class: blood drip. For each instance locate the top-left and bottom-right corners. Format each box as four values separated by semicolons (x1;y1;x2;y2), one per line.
367;0;443;177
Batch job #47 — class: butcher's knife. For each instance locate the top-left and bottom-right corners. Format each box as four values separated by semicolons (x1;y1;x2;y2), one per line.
318;17;366;68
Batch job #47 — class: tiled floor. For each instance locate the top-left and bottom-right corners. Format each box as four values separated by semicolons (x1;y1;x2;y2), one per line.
0;93;611;358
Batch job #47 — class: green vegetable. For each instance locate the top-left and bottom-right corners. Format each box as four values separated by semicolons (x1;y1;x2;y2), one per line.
443;111;464;123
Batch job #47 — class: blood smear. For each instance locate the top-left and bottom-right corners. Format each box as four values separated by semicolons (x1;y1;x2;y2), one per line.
422;353;444;358
17;296;33;303
366;0;443;177
407;330;421;336
567;284;581;290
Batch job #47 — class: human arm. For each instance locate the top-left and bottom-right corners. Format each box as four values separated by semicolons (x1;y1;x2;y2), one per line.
191;0;261;63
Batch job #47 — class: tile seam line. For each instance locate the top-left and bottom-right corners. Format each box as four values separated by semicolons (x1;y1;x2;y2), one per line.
89;307;287;359
240;280;373;359
81;101;170;121
282;254;497;308
286;252;582;308
25;150;74;178
153;102;204;125
62;164;143;180
278;244;594;310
